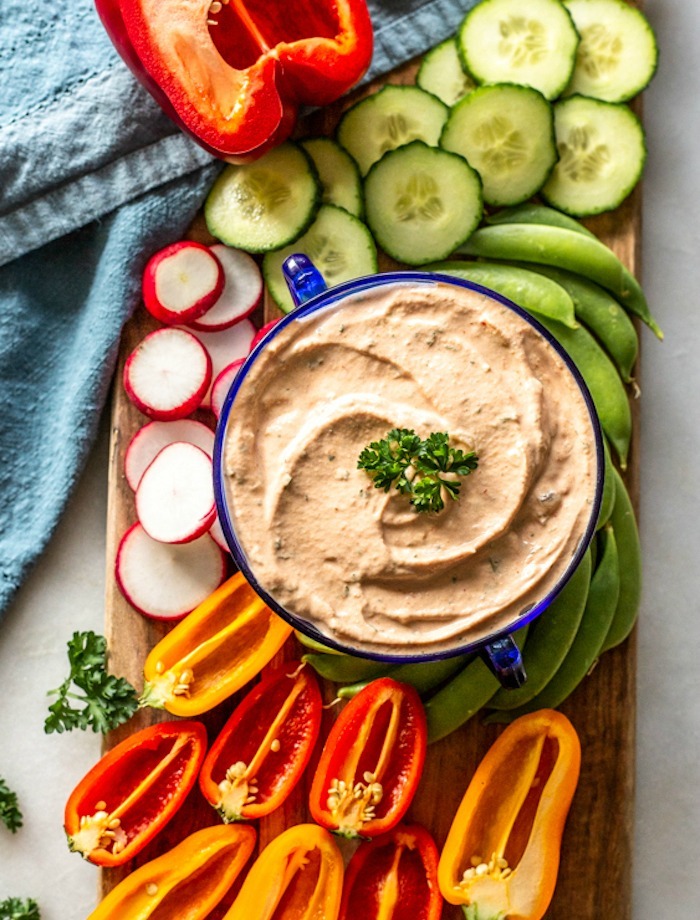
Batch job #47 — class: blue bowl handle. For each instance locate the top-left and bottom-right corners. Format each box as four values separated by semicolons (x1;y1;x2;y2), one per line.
481;634;527;689
283;254;328;307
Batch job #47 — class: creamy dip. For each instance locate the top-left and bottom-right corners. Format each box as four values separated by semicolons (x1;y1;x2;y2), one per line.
221;281;599;655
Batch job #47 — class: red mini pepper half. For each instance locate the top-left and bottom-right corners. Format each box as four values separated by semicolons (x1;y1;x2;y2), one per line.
309;677;427;839
199;660;322;822
340;823;442;920
96;0;374;160
65;720;207;866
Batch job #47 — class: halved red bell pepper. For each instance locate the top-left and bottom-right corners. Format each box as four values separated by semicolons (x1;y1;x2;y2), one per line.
309;677;427;839
64;720;207;866
199;660;322;822
95;0;374;161
340;823;442;920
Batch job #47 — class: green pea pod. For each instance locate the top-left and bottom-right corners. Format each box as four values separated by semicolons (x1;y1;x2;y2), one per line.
491;526;620;721
487;550;592;712
599;469;642;652
457;223;663;339
518;264;639;382
337;653;472;700
301;653;393;683
535;313;632;468
485;203;598;238
427;260;578;328
294;630;344;655
424;657;500;744
596;438;617;530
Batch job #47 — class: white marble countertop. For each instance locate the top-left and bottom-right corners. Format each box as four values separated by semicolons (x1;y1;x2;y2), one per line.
1;2;699;916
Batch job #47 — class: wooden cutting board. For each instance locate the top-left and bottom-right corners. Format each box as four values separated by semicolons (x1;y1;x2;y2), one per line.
101;51;642;920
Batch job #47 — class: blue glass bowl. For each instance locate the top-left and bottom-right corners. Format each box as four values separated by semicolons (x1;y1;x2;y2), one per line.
213;256;604;689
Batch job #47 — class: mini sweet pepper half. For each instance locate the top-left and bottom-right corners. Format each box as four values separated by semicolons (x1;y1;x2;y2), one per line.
95;0;374;160
437;709;581;920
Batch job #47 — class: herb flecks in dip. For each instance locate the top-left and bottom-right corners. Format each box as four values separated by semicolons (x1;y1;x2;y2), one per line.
222;282;598;655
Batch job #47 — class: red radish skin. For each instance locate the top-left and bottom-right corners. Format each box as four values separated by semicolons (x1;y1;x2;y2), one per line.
250;318;282;350
124;419;215;491
210;359;244;419
123;327;212;420
208;515;231;554
136;442;216;544
115;523;227;621
186;321;256;408
142;241;225;325
186;245;263;332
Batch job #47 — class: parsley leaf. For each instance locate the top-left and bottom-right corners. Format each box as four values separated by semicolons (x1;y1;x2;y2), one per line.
358;429;479;513
0;778;22;833
0;898;41;920
45;631;139;734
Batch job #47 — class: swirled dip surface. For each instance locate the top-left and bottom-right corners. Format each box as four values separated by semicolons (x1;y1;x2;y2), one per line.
222;281;598;654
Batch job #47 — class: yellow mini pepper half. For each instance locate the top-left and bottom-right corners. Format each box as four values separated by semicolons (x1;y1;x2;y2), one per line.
438;708;581;920
140;571;292;716
87;823;256;919
223;823;344;920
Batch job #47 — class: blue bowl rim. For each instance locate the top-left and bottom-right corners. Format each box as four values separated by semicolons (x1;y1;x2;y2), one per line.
213;269;605;663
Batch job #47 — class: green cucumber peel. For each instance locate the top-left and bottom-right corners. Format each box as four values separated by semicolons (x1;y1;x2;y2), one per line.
457;223;662;339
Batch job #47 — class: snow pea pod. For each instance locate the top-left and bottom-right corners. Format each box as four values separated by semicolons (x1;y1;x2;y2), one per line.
337;653;472;700
427;260;578;328
487;550;592;712
301;652;393;684
492;526;620;720
599;469;642;652
294;630;344;655
520;264;639;382
457;223;662;339
535;313;632;468
485;203;598;238
596;438;617;530
424;657;500;744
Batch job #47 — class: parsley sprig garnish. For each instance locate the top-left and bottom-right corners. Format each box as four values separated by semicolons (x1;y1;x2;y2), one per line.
0;899;40;920
45;631;139;734
0;778;22;833
358;429;478;513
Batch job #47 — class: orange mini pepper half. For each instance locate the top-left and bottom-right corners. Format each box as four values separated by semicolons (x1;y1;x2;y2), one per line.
140;571;292;716
64;720;206;866
309;677;427;839
96;0;373;161
87;823;256;919
339;823;442;920
223;823;344;920
437;709;581;920
199;659;322;822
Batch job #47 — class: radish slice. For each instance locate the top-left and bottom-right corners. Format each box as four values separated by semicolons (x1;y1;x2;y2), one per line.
123;327;212;420
250;318;282;350
136;442;216;544
209;514;231;554
186;245;263;331
142;241;225;325
124;419;215;491
210;359;244;419
115;522;227;621
187;321;256;408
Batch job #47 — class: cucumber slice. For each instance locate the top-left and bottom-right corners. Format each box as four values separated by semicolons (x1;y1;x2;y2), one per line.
440;83;557;208
364;141;483;266
300;137;364;219
204;142;320;253
564;0;659;102
262;205;378;314
416;37;476;106
541;95;646;216
337;85;449;176
458;0;579;100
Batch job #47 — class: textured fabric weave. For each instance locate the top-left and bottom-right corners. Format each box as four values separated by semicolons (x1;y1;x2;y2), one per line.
0;0;476;617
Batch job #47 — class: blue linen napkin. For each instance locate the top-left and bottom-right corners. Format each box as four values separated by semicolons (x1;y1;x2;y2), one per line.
0;0;476;619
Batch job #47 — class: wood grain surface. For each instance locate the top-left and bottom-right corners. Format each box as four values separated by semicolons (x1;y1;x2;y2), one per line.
101;51;643;920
